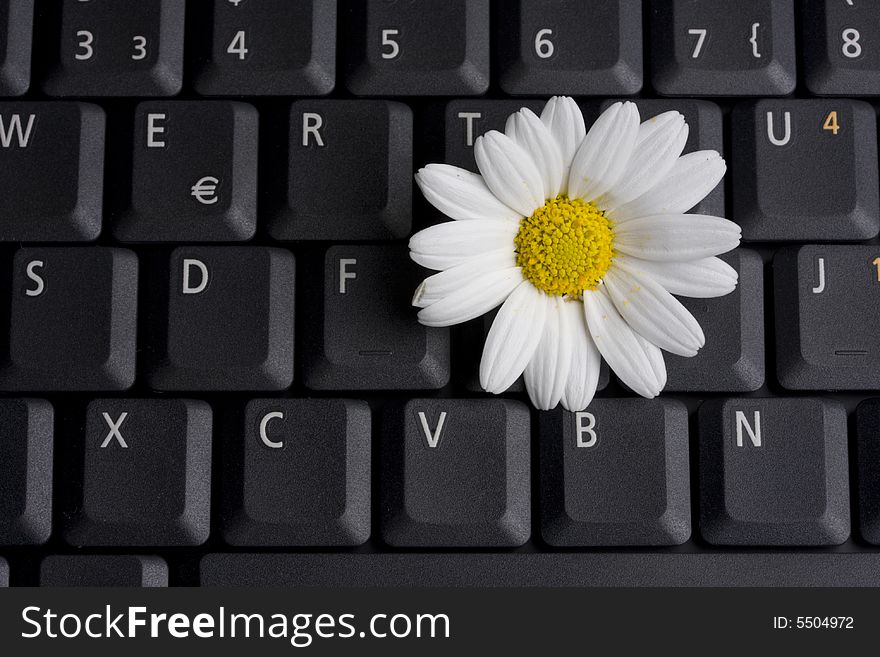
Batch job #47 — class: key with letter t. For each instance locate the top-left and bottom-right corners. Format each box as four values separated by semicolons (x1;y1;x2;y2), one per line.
775;245;880;390
382;399;531;547
699;398;850;546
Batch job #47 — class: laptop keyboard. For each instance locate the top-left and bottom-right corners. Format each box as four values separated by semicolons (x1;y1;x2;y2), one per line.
1;0;880;587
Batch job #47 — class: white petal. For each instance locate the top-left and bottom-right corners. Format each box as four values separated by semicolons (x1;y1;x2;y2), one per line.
409;219;518;271
480;282;548;394
568;101;640;202
603;266;705;357
614;254;738;298
506;108;564;200
560;300;602;412
412;248;517;308
540;96;586;196
612;151;726;222
523;296;572;410
417;267;522;327
634;332;667;391
474;131;545;217
583;287;664;398
596;111;689;211
612;214;741;261
415;164;522;222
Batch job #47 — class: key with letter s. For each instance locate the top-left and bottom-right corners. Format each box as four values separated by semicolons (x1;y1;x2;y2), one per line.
732;99;879;241
382;399;531;547
0;102;105;241
145;247;295;391
699;398;850;546
301;246;450;390
775;245;880;390
0;248;138;391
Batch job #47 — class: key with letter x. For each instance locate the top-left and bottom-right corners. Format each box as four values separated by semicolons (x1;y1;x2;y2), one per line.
382;399;531;547
63;399;212;547
699;398;850;546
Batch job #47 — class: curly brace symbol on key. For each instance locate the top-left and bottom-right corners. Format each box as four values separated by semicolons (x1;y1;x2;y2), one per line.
191;176;220;205
750;22;761;58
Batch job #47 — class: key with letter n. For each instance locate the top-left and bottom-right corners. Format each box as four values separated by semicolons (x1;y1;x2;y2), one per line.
699;398;850;546
0;102;105;241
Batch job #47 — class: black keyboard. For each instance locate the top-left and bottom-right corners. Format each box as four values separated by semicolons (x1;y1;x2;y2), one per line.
1;0;880;588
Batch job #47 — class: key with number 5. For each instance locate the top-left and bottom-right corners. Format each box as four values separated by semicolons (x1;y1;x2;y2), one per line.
42;0;185;97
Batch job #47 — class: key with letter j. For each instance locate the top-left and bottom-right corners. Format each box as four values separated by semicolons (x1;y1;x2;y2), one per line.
382;399;531;547
301;246;450;390
699;398;850;546
145;247;295;391
0;102;105;241
63;399;212;547
775;245;880;390
0;248;138;391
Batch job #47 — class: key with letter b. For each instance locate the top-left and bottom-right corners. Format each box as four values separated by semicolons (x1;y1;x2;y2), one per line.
732;100;879;241
775;245;880;390
699;398;850;546
382;399;531;547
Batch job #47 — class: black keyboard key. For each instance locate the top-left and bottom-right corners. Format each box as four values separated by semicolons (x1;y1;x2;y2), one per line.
732;99;879;241
0;102;105;241
222;399;371;547
269;100;411;241
63;399;212;547
112;101;259;242
201;553;880;587
343;0;489;96
858;399;880;545
42;0;184;97
540;400;690;546
803;0;880;96
0;0;32;96
145;247;295;392
40;555;168;587
382;399;530;547
0;558;7;586
0;399;53;546
651;0;796;96
600;99;725;216
0;248;137;391
444;99;566;172
192;0;336;97
664;250;764;392
302;246;450;390
699;398;850;546
496;0;642;95
775;245;880;390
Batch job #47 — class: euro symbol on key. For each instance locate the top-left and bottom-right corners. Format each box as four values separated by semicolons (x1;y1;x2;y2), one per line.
191;176;220;205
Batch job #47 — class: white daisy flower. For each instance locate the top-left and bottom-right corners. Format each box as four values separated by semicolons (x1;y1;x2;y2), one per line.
410;97;741;412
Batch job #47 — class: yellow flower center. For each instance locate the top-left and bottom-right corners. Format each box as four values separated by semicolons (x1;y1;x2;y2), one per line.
515;196;614;298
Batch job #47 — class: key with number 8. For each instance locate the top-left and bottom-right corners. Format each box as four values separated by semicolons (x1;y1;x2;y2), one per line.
42;0;185;97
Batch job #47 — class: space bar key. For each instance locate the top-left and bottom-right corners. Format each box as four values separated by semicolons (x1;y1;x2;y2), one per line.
200;553;880;587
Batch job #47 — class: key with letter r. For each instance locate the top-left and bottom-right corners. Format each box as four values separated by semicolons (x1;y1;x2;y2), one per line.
382;399;531;547
0;102;105;241
301;245;450;390
699;398;850;546
63;399;212;547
